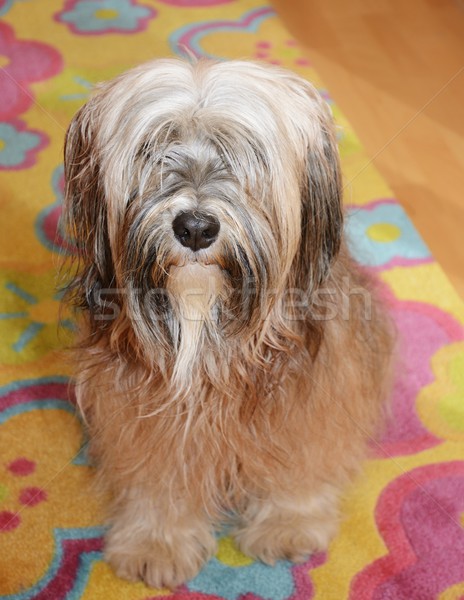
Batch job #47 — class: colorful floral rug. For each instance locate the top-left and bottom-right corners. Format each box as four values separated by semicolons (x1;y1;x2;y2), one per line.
1;1;464;599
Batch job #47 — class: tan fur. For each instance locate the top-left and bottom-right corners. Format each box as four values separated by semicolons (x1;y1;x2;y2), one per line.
62;58;394;589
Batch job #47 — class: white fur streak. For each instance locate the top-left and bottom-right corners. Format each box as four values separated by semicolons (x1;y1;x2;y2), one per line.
167;263;224;391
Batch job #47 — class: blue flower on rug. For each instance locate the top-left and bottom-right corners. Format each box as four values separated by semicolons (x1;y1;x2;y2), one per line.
56;0;156;35
346;199;432;269
188;557;295;600
0;121;46;170
186;536;295;600
0;0;14;16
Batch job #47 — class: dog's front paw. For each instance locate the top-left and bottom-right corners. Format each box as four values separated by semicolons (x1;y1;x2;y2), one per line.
107;545;204;590
234;516;336;565
105;525;217;589
234;486;339;565
234;494;340;565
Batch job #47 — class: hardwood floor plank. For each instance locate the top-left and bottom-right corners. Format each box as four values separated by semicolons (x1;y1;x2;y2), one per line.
272;0;464;298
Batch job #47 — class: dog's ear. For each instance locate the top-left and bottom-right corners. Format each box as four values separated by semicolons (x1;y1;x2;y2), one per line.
295;106;343;294
63;100;115;312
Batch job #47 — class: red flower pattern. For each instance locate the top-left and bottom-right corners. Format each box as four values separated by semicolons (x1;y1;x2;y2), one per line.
0;22;62;120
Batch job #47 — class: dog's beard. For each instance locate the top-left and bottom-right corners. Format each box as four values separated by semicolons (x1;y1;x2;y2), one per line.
120;179;277;388
121;221;272;405
167;263;226;394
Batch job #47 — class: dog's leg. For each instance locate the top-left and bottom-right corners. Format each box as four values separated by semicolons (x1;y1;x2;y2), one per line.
104;488;217;589
233;485;340;564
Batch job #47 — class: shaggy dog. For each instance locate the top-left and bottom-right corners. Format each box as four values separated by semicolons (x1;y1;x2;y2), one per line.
62;58;393;589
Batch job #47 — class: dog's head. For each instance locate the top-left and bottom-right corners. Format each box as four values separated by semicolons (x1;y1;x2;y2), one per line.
63;58;342;386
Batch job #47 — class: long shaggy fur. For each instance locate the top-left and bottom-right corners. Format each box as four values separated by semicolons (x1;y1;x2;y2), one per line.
62;58;393;589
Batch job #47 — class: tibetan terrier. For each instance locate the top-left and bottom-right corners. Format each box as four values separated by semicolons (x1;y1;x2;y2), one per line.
62;58;393;589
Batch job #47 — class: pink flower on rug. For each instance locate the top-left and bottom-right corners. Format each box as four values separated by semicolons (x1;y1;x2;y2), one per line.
0;22;62;120
374;292;464;457
350;461;464;599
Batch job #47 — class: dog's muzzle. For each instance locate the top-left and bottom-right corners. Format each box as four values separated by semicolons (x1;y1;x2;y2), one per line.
172;211;220;252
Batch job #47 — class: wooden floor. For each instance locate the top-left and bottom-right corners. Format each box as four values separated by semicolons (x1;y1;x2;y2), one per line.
272;0;464;299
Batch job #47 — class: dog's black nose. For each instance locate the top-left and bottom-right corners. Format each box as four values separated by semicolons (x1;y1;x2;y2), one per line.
172;211;220;252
